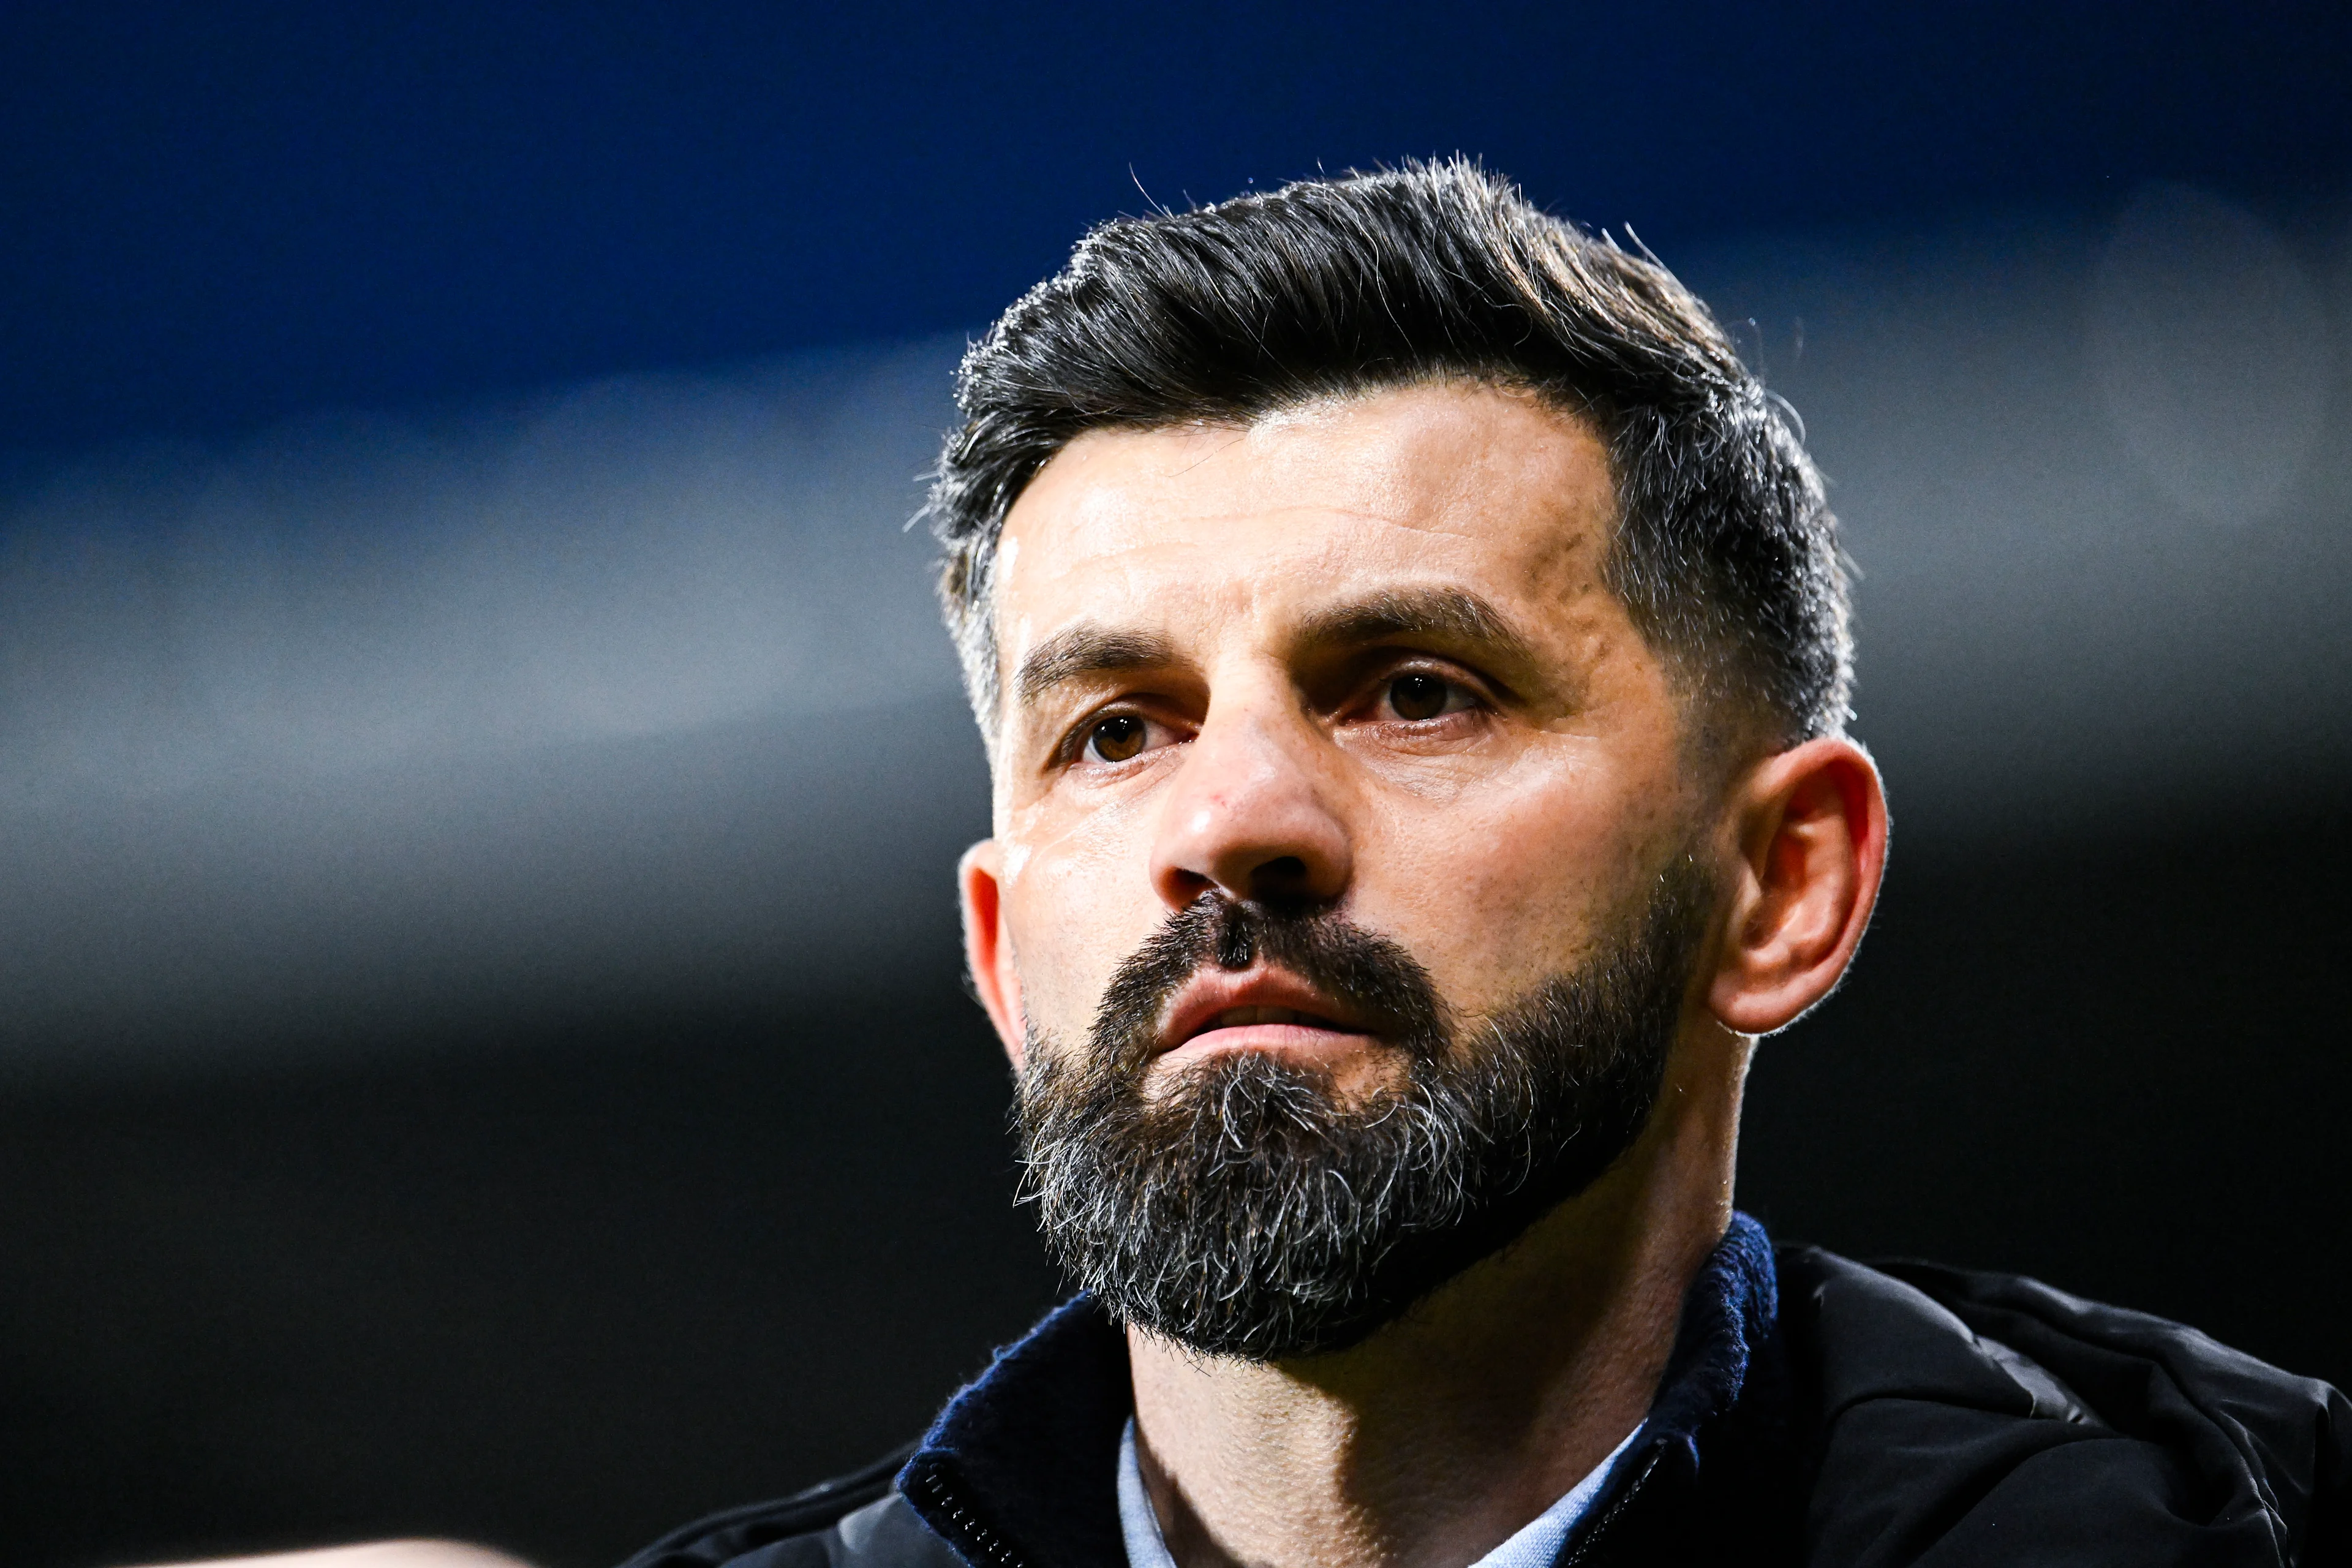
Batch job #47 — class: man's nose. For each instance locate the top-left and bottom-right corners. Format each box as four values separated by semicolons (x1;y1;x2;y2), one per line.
1148;703;1352;909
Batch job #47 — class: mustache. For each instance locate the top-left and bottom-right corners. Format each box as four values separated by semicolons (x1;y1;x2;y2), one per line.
1085;895;1452;1077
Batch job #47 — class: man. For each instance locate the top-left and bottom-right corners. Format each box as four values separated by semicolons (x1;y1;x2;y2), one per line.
627;162;2348;1567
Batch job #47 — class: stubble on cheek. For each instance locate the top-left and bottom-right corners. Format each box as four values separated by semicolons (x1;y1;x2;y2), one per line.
1358;795;1667;1042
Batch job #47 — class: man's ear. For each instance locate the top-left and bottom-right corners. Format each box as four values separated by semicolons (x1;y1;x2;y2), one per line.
1708;737;1889;1036
959;840;1029;1071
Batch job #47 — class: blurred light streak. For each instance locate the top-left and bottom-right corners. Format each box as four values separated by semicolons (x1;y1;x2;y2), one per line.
0;190;2342;1077
0;339;962;804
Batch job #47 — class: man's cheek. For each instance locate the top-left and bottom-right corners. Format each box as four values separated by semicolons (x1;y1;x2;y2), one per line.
1002;923;1085;1046
1372;871;1622;1024
1006;905;1120;1046
1016;833;1156;1007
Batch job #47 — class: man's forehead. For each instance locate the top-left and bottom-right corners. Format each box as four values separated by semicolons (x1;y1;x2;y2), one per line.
993;383;1618;655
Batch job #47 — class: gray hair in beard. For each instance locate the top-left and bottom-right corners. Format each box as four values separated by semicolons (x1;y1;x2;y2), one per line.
1013;851;1719;1362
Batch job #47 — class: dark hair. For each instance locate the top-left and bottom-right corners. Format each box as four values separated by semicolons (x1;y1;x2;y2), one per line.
926;157;1850;750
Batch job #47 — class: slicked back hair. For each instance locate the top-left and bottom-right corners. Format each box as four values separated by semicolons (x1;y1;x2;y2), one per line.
925;158;1851;758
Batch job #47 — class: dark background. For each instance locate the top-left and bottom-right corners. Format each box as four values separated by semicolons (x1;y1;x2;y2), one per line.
2;4;2347;1566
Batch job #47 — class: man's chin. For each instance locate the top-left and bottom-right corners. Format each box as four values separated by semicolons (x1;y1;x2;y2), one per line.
1120;1180;1584;1364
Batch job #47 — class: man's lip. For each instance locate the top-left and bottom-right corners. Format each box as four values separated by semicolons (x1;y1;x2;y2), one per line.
1155;968;1378;1057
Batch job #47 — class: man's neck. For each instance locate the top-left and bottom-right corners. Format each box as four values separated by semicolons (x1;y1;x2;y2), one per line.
1125;1031;1746;1568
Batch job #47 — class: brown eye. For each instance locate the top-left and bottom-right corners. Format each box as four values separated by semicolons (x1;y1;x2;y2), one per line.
1387;673;1451;721
1087;714;1147;763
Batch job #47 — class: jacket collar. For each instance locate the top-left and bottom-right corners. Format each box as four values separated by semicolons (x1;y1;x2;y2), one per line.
1646;1210;1781;1474
899;1212;1781;1568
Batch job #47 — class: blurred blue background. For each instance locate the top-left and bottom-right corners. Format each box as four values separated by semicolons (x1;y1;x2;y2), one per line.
1;4;2346;1564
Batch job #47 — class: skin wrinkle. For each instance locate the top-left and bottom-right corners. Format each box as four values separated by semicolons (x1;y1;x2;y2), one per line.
982;383;1615;744
955;381;1886;1568
1016;586;1567;758
1290;589;1542;684
1005;565;1618;780
1014;625;1182;712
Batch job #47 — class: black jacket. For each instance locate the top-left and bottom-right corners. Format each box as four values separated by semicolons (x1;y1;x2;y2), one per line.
620;1216;2350;1567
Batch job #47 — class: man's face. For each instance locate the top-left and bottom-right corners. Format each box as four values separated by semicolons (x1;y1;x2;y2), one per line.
975;382;1702;1101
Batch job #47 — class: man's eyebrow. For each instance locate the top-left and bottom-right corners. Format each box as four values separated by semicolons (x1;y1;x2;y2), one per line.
1294;588;1542;669
1011;624;1181;709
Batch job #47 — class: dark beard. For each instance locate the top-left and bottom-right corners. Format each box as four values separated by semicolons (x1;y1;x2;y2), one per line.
1013;852;1717;1362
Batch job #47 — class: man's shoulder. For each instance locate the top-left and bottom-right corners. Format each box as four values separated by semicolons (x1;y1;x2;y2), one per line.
1774;1243;2351;1566
616;1445;959;1568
